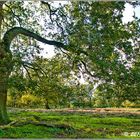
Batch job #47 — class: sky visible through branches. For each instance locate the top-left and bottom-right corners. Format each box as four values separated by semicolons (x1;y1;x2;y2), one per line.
39;2;140;58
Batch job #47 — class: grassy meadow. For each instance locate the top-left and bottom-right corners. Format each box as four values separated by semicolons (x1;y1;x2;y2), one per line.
0;108;140;138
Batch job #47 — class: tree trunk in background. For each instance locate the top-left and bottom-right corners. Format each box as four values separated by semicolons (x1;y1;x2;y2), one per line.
45;99;50;109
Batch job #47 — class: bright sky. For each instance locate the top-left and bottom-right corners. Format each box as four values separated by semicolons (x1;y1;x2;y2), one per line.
40;2;140;58
123;3;140;23
123;3;134;23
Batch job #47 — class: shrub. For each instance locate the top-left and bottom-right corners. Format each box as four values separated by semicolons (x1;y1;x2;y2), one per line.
20;94;42;108
121;100;135;108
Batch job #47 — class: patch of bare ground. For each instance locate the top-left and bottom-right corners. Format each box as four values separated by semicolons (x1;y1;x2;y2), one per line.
8;107;140;115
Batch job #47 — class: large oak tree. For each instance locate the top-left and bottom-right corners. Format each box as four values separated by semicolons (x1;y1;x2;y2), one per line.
0;1;69;124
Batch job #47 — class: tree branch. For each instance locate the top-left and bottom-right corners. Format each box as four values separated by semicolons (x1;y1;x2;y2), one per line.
41;1;56;23
80;60;95;77
41;1;65;36
22;65;32;80
3;27;88;57
3;27;65;51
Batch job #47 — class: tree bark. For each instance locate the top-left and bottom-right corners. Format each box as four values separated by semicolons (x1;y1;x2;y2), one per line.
0;57;13;124
0;75;9;124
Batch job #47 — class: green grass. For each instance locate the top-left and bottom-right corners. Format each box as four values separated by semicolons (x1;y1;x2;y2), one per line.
0;109;140;138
